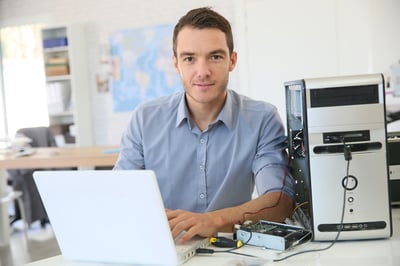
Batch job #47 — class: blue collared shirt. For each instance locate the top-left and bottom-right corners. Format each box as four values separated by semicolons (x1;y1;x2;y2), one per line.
114;90;294;212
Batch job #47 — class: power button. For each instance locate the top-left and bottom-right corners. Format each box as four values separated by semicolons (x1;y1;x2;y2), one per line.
342;175;358;190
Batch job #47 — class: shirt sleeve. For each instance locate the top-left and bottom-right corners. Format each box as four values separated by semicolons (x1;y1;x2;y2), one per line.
252;108;295;199
113;110;145;170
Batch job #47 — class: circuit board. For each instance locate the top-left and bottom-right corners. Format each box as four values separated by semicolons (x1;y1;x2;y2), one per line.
235;220;312;251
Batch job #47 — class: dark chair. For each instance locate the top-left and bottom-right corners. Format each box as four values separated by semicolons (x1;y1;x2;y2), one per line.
7;126;57;227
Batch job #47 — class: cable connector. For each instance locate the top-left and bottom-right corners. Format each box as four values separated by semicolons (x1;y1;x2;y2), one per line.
343;144;352;161
209;236;243;248
196;248;214;254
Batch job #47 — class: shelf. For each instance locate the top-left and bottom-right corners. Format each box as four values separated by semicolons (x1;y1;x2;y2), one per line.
49;114;74;125
43;46;68;53
42;24;93;146
49;111;73;117
46;75;71;82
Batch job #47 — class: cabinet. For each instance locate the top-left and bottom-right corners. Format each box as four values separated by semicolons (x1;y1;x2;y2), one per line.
41;25;93;146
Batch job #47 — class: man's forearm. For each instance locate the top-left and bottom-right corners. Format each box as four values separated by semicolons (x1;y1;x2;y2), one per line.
211;191;294;232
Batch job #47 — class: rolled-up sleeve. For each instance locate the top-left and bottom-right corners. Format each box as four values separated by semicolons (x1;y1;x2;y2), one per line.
252;109;295;199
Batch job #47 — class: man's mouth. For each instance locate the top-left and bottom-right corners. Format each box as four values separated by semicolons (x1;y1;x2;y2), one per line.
194;82;214;88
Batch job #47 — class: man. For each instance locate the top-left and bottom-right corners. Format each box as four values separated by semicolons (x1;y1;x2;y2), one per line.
114;7;294;243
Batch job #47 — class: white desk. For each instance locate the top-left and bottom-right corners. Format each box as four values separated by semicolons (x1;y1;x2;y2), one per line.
25;208;400;266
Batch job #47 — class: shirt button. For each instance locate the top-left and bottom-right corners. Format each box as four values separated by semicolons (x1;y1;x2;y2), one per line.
200;165;204;170
199;193;205;199
200;138;205;144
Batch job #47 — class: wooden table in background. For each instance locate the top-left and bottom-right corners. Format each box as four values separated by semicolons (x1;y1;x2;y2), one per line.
0;146;119;246
0;146;119;170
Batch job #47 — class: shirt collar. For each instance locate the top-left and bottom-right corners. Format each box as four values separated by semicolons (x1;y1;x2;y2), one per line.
176;93;189;127
176;90;234;130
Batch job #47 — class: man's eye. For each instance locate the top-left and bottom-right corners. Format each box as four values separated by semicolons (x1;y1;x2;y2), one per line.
183;56;194;62
211;55;223;61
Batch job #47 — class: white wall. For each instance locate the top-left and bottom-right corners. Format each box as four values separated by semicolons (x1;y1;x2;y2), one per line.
235;0;400;123
1;0;400;144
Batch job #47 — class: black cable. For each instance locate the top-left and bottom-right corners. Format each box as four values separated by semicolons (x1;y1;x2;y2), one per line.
196;232;256;258
273;139;352;262
196;248;257;258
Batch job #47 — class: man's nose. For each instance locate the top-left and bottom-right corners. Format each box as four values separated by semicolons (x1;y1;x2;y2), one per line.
196;58;211;78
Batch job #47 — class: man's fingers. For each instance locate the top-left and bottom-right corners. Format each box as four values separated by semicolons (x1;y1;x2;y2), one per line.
177;229;197;243
170;216;198;240
166;210;216;243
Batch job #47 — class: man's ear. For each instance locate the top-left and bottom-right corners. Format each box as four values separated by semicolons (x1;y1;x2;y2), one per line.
229;51;237;72
173;56;179;73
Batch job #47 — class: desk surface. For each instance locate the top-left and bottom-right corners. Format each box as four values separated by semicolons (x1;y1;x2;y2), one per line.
0;146;119;169
25;208;400;266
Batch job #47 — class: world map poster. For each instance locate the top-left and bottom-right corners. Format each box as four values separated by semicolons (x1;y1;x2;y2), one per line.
110;24;182;112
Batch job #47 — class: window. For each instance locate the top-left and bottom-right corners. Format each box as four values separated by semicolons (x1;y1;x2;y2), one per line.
0;24;49;142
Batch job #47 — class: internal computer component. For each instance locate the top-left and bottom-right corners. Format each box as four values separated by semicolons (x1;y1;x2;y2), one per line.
235;220;312;251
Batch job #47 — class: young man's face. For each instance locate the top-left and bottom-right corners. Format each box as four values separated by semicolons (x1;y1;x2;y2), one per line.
173;26;237;108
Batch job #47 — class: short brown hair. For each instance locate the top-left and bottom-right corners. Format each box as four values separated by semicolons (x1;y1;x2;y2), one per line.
173;7;234;57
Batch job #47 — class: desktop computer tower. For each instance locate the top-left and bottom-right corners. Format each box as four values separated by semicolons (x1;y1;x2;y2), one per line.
285;73;392;241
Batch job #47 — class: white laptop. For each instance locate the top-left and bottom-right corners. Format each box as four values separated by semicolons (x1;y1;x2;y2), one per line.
33;170;209;265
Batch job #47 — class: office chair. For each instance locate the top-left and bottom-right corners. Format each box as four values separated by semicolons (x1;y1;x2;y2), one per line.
7;126;57;227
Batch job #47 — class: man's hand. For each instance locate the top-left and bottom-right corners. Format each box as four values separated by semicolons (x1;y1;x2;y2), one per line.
166;209;222;243
165;192;293;243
